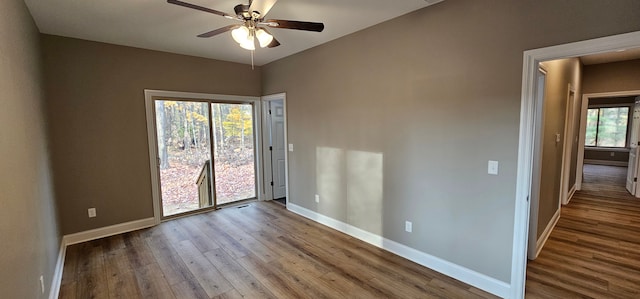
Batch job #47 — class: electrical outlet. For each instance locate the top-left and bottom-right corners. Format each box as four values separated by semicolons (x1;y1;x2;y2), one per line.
88;208;97;218
405;221;412;233
315;194;320;203
39;275;44;294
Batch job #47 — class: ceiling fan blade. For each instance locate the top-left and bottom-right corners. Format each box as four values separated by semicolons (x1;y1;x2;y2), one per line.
267;38;281;48
249;0;278;17
264;19;324;32
260;27;280;48
197;25;240;38
167;0;234;19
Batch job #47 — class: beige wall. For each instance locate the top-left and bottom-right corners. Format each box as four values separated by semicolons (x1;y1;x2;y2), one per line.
42;35;262;234
262;0;640;282
0;1;60;298
583;59;640;94
589;96;637;106
537;58;582;239
584;149;629;163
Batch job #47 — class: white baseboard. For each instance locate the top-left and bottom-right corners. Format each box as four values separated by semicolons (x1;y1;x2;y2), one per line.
584;159;628;167
48;239;66;299
286;203;510;298
565;184;576;205
62;217;156;246
532;208;561;260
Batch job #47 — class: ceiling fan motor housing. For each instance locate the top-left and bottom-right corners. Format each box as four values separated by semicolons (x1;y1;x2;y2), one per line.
234;4;252;19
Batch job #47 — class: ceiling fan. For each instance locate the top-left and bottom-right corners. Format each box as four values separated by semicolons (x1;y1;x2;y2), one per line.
167;0;325;51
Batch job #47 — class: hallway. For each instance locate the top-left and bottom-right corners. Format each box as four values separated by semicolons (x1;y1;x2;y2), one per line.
580;164;636;200
525;164;640;298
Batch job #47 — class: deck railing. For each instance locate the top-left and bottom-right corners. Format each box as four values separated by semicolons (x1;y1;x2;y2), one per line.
196;160;212;208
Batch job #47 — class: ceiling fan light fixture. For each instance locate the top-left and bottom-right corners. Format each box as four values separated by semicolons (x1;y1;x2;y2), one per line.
239;36;256;50
255;29;274;48
231;26;250;44
168;0;325;54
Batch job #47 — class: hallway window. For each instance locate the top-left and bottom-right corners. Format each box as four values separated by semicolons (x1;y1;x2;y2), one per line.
585;107;629;147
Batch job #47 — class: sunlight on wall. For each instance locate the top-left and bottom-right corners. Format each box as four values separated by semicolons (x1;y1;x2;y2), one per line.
316;147;346;220
316;147;383;235
346;150;383;234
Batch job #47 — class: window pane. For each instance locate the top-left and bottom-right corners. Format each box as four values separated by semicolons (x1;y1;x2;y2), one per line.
155;100;213;216
585;108;598;146
597;107;628;147
211;103;256;204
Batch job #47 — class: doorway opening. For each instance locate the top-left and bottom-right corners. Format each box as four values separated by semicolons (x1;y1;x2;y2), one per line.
512;31;640;298
262;93;289;205
145;90;261;220
577;92;640;197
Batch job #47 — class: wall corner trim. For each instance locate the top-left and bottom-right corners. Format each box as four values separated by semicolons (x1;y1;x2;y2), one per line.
48;239;67;299
566;184;577;205
286;203;511;298
532;208;561;260
62;217;156;246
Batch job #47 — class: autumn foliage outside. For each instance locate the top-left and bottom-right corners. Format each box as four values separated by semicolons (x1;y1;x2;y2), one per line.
155;100;256;216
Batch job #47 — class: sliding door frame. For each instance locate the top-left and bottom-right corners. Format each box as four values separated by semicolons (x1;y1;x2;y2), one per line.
144;89;263;224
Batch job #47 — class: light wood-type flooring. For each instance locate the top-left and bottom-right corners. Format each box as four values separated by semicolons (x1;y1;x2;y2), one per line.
59;201;498;299
525;164;640;298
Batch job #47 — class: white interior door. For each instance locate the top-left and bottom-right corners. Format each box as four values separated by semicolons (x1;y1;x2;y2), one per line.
528;67;547;259
270;100;286;199
627;98;640;196
627;149;637;195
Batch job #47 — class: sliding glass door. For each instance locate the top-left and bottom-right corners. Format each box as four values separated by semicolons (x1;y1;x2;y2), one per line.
153;98;257;217
211;103;256;204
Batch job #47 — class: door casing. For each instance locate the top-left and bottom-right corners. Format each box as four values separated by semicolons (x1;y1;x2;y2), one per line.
261;93;289;202
268;100;287;200
560;85;577;205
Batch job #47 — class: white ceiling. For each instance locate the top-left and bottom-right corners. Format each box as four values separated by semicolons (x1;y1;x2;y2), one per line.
580;47;640;65
25;0;443;66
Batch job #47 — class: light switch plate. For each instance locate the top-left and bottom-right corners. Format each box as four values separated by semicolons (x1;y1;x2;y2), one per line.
404;221;413;233
288;144;294;152
405;221;412;233
488;160;499;175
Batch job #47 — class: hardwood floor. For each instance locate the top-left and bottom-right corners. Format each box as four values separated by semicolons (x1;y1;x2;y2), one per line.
525;164;640;298
580;164;634;199
59;202;497;299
